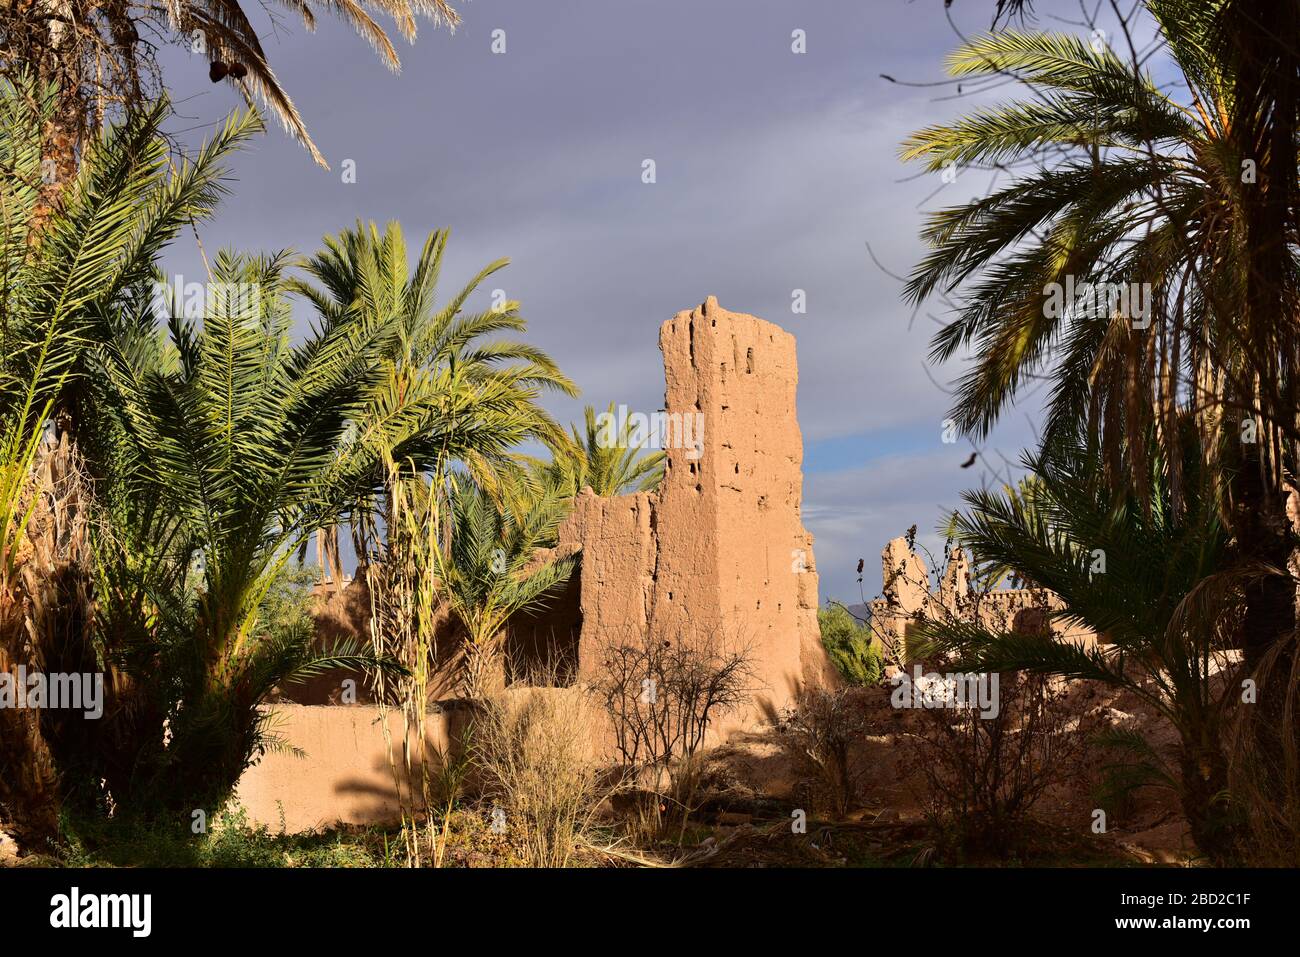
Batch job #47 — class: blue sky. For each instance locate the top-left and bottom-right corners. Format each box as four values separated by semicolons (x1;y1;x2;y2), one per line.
152;0;1147;603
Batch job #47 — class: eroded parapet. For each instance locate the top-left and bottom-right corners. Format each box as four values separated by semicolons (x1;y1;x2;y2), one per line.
869;536;1097;662
554;297;834;724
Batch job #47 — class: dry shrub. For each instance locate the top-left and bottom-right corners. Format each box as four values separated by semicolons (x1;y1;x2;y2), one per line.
594;628;755;842
596;628;755;772
909;670;1079;857
474;684;603;867
779;687;867;819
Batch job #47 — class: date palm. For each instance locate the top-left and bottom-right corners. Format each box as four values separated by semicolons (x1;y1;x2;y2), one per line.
901;0;1300;664
903;7;1244;449
97;249;423;814
440;476;575;699
295;221;579;701
505;401;664;524
551;402;665;497
0;75;261;830
294;220;577;561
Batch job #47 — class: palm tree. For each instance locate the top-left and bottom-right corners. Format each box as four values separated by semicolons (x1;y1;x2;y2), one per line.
0;77;261;422
900;2;1300;666
547;402;665;498
96;249;424;814
913;423;1249;863
502;401;664;541
439;477;575;699
295;220;580;703
1;0;460;188
293;220;577;564
0;75;260;831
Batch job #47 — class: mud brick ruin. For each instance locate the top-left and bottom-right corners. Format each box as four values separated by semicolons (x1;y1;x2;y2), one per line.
240;298;834;827
512;296;836;719
868;537;1097;659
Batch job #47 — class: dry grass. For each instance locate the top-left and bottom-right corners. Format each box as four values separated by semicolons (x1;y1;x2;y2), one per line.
473;684;606;867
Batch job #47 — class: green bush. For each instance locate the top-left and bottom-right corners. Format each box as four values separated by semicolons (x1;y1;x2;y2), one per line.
818;605;882;686
260;564;320;645
52;806;391;868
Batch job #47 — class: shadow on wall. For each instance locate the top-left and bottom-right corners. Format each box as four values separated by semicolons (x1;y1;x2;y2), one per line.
236;703;470;832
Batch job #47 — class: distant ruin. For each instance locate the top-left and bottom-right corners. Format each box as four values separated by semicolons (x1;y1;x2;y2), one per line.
869;536;1098;660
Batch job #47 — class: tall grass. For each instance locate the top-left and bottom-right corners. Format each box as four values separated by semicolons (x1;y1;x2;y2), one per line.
474;682;604;867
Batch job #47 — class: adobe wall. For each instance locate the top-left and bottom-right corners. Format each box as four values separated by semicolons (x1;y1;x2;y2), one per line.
868;536;1097;660
558;297;835;721
237;299;833;829
233;704;452;832
236;694;600;832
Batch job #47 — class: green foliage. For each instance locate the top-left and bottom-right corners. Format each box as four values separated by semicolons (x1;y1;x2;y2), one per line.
900;19;1206;442
818;604;882;686
441;477;576;696
92;249;418;815
898;3;1299;517
0;77;263;432
549;402;666;497
911;425;1247;862
53;806;391;868
1089;726;1179;826
0;0;460;170
294;220;580;702
0;79;267;833
503;402;664;549
292;219;577;505
259;563;320;647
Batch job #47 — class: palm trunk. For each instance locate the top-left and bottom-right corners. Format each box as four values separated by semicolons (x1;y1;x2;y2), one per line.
21;6;88;235
462;634;506;700
1178;741;1238;866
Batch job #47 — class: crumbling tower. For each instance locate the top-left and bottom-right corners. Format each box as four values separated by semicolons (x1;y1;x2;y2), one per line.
558;297;832;722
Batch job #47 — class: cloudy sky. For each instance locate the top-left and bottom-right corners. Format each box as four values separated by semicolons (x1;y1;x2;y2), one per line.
153;0;1126;603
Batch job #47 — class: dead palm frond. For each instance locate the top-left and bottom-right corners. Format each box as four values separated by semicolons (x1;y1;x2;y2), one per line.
1;0;461;171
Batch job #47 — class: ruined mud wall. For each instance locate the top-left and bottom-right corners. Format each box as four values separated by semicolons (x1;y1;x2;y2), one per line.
556;297;834;720
868;536;1097;660
239;299;834;829
293;299;832;716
